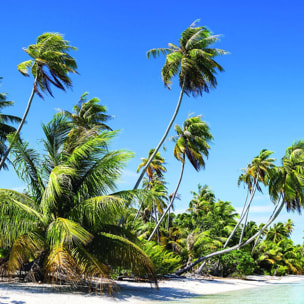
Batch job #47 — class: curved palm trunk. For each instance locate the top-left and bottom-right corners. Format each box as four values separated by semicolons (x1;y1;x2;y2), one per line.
239;207;249;245
0;80;37;171
250;193;283;254
133;81;186;191
223;177;259;248
176;199;285;275
167;206;171;231
148;156;185;242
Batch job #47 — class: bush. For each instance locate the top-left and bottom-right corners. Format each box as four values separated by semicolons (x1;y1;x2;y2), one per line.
219;250;255;277
143;242;181;275
275;266;288;276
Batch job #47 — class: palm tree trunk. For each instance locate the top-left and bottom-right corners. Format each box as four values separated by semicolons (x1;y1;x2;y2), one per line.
154;206;160;243
223;177;258;248
167;206;171;231
148;155;185;241
176;199;285;275
0;80;37;171
196;260;207;274
239;207;249;245
251;193;283;254
133;80;186;191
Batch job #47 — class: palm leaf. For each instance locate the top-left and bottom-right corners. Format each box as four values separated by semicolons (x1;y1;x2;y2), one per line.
47;217;93;247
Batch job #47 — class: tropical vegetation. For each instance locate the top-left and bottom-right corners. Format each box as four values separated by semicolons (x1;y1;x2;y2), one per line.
1;22;304;295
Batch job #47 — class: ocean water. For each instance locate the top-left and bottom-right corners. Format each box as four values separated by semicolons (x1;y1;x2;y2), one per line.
156;281;304;304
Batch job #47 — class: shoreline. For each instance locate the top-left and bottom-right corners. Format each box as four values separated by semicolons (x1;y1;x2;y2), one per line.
0;275;304;303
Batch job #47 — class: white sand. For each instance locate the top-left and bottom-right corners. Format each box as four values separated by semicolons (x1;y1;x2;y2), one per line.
0;276;303;304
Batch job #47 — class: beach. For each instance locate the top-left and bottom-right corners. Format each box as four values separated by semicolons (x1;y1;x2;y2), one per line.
1;276;303;304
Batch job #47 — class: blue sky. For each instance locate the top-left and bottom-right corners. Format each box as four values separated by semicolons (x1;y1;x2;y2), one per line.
1;0;304;243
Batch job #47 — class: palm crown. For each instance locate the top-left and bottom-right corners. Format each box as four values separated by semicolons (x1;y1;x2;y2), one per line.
0;90;21;169
18;33;77;97
147;20;227;96
173;115;213;170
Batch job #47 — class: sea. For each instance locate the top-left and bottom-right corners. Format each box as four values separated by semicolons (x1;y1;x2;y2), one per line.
154;280;304;304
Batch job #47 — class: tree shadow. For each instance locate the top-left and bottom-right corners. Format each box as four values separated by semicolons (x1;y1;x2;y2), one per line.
0;297;26;304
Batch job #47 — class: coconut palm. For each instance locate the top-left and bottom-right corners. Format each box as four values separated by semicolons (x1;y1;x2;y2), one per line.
0;33;78;171
134;20;227;190
137;149;166;182
148;115;213;241
133;149;167;221
0;108;156;290
139;176;168;242
0;88;21;169
188;184;216;214
224;149;275;247
61;92;112;135
176;142;304;275
266;221;293;243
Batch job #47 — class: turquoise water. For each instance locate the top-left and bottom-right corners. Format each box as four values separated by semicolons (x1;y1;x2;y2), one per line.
156;281;304;304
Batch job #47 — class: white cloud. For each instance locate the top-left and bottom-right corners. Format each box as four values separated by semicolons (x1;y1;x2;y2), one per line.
117;169;138;184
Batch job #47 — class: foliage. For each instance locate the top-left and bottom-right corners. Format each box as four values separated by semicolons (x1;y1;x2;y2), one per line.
0;85;21;169
18;33;77;97
0;99;156;290
142;242;181;275
218;250;255;277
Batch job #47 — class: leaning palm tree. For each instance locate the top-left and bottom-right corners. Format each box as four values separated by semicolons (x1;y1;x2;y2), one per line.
148;115;213;241
176;141;304;275
224;149;275;247
0;86;21;169
0;107;156;290
0;33;78;171
134;20;227;190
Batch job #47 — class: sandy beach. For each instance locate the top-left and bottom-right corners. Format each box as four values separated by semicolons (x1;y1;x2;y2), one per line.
0;276;304;304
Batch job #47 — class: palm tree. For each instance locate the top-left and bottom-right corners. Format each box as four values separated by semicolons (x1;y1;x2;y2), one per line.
137;149;166;182
139;175;168;242
61;92;112;135
134;149;166;221
148;115;213;241
224;149;275;247
0;107;156;290
188;184;215;214
0;33;78;171
134;20;227;190
176;141;304;275
0;86;21;169
266;221;293;243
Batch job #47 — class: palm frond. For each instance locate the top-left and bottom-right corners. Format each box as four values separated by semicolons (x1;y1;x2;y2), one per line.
47;217;93;247
90;232;157;284
8;232;45;273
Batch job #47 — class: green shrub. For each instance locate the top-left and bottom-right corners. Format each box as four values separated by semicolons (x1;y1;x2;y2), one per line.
219;250;255;277
143;242;181;275
275;266;288;276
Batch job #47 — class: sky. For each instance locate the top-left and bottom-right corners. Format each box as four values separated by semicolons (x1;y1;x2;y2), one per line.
1;0;304;243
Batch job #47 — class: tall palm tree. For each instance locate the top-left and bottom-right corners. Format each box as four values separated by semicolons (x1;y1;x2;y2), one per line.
134;20;227;190
0;87;21;169
134;149;166;221
148;115;213;241
0;33;77;171
176;141;304;275
0;108;156;290
224;149;275;247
